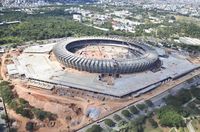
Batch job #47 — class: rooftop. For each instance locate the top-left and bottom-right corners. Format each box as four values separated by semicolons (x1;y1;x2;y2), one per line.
23;43;56;53
179;37;200;46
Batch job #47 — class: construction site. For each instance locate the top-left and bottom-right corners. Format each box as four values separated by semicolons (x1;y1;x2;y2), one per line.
2;37;200;131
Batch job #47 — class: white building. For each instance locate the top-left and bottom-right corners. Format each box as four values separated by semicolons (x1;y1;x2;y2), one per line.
73;14;82;22
179;37;200;46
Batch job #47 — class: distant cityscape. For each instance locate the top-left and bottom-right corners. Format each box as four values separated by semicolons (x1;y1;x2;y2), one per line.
0;0;200;15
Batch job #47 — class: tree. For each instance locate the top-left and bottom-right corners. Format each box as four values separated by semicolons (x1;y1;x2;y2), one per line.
135;115;146;124
146;111;153;118
0;82;13;105
113;114;122;122
104;119;115;127
86;125;103;132
190;87;200;98
118;120;127;127
1;114;8;122
145;100;154;107
129;105;139;114
25;121;35;132
157;106;184;127
121;110;132;118
128;120;143;132
136;103;147;111
171;16;176;20
9;100;18;110
176;89;192;105
164;95;182;107
180;108;190;117
35;110;47;121
149;118;158;128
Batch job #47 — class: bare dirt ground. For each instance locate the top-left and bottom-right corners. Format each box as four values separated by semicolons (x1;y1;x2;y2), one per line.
1;53;9;80
9;79;130;131
13;81;90;131
75;45;130;59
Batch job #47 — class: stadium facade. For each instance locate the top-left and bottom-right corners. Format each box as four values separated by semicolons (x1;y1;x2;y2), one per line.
53;37;159;74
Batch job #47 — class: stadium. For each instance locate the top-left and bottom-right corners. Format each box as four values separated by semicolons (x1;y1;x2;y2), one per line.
53;38;159;74
6;37;200;98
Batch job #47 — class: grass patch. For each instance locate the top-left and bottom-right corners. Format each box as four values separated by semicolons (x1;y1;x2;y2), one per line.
177;127;189;132
170;128;176;132
191;119;200;132
175;15;200;26
143;120;163;132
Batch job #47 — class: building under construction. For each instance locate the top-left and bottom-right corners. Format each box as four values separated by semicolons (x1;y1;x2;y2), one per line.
6;37;200;98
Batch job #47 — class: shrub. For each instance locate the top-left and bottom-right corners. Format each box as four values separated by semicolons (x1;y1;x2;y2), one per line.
32;108;57;121
19;98;29;107
16;106;34;119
